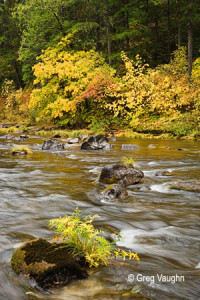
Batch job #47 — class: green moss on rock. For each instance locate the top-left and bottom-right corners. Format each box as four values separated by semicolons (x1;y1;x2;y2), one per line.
11;238;88;288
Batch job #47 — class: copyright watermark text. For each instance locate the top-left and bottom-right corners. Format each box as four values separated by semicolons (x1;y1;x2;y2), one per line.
127;273;184;284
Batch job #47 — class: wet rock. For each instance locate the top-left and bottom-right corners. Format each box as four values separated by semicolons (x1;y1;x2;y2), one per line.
12;150;28;156
99;164;144;187
11;238;88;289
0;134;14;139
169;182;200;193
102;184;128;200
177;148;188;151
0;134;25;141
121;144;140;150
53;134;62;138
66;137;79;144
13;136;25;141
42;139;64;150
20;134;29;139
81;135;111;150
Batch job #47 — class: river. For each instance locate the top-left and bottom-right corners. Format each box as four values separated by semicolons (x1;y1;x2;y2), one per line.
0;134;199;300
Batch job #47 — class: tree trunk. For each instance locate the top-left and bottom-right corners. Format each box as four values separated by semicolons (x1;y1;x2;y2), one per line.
106;7;112;65
177;0;182;47
126;0;129;50
188;0;193;77
178;23;182;47
96;8;101;51
167;0;171;61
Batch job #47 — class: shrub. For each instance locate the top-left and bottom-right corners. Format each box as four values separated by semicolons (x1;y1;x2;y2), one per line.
29;34;115;126
49;208;139;268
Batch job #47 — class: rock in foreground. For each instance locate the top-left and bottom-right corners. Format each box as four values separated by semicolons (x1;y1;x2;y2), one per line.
81;135;111;150
11;238;88;289
99;164;144;187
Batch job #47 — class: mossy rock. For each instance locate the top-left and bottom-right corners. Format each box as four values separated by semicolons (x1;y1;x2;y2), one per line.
81;135;111;150
11;238;88;288
99;164;144;187
168;182;200;193
102;184;128;200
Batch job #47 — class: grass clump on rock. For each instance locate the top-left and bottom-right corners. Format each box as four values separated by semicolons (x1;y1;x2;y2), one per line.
11;145;32;155
49;208;139;268
121;156;135;166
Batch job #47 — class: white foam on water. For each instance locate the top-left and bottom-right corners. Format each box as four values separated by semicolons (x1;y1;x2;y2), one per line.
148;161;158;166
150;184;170;193
30;170;42;175
88;166;101;174
195;262;200;269
116;228;146;248
68;154;77;159
143;170;156;177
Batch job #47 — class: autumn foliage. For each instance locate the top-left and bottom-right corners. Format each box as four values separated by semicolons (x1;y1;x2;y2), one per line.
29;35;115;126
2;35;200;138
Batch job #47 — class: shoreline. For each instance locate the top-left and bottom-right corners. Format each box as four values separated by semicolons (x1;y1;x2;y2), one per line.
0;123;199;141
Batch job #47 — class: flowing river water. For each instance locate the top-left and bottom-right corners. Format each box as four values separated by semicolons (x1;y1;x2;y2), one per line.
0;134;199;300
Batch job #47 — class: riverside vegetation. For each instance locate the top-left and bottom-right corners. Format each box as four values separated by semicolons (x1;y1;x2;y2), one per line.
0;41;200;140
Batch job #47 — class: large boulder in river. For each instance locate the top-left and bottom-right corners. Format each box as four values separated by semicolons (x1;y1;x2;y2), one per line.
99;164;144;187
81;135;111;150
11;238;88;289
42;139;64;150
101;184;128;200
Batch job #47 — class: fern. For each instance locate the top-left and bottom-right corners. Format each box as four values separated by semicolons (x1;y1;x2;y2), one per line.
49;208;139;267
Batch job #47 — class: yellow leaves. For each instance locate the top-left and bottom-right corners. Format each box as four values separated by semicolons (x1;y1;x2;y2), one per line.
29;36;115;123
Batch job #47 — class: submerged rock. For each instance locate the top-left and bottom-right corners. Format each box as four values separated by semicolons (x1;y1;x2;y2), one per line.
11;238;88;289
169;182;200;193
155;171;172;177
81;135;111;150
42;139;64;150
101;184;128;200
99;164;144;187
121;144;140;150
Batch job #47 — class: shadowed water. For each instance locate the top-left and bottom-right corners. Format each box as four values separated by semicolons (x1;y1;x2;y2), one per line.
0;135;199;300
